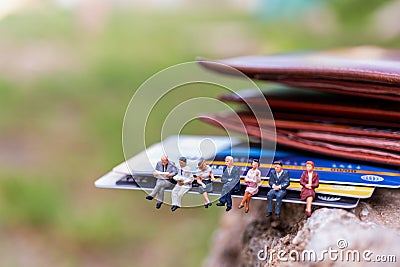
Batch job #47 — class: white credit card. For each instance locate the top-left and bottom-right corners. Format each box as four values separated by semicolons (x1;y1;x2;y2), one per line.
113;135;241;175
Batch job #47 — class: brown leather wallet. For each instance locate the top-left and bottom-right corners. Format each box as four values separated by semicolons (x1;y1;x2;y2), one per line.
197;46;400;102
218;89;400;126
197;47;400;166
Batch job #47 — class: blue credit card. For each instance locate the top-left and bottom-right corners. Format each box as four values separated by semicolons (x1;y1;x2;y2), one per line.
211;144;400;188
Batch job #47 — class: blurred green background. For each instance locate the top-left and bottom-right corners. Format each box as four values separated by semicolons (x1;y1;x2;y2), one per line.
0;0;399;266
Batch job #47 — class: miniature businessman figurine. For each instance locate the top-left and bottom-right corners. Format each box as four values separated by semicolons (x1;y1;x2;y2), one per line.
171;157;194;212
216;156;240;212
146;155;178;209
266;160;290;219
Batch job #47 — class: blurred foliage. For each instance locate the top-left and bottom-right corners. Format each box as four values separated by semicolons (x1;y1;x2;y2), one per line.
0;173;65;227
327;0;387;25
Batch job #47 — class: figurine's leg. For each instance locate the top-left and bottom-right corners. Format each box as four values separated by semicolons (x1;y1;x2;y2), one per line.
245;192;250;206
226;190;232;208
156;180;172;202
266;190;276;214
305;197;313;217
306;197;312;212
203;192;210;204
149;179;162;197
275;190;286;216
219;185;227;204
176;186;190;207
245;194;251;213
238;195;245;209
239;192;249;208
171;185;179;206
158;186;165;203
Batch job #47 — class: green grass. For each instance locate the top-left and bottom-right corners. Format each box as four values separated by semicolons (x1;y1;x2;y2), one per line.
0;173;66;228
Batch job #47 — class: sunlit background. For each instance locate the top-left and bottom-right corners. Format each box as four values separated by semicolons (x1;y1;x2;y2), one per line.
0;0;399;266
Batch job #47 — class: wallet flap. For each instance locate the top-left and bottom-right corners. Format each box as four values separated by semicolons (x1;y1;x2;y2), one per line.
198;46;400;101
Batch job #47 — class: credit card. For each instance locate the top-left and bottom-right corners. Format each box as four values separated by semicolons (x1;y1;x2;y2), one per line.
212;144;400;188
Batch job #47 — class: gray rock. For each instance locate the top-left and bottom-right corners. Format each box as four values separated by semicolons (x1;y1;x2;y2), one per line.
203;198;400;267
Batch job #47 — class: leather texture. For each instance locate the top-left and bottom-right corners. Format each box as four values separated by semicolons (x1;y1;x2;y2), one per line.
197;46;400;102
197;47;400;167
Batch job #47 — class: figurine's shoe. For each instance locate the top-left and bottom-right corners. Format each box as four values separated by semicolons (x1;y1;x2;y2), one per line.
226;206;232;212
171;206;180;212
266;212;272;218
245;206;249;213
238;204;244;209
205;202;212;208
216;202;225;207
306;211;312;217
275;213;280;219
145;195;153;200
156;202;162;209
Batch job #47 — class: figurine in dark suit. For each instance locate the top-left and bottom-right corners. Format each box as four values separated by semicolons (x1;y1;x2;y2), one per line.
145;155;178;209
216;156;240;212
266;160;290;219
300;161;319;217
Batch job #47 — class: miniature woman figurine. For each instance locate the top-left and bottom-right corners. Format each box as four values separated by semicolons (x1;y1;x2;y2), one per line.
196;159;216;208
238;159;261;213
300;161;319;217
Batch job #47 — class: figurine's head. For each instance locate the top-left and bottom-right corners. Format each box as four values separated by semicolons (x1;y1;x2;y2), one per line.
225;156;234;167
161;155;169;165
179;156;187;168
197;158;206;169
252;159;259;169
306;161;315;172
273;160;283;173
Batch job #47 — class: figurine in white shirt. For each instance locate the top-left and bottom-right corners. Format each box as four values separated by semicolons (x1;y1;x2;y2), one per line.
171;157;194;212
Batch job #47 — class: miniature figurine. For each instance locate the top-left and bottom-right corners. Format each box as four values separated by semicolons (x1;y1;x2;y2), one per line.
266;160;290;219
196;158;216;208
171;157;194;212
238;159;261;213
216;156;241;212
300;160;319;217
146;155;178;209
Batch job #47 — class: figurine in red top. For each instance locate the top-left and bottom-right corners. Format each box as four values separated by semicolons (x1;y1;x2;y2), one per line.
300;161;319;217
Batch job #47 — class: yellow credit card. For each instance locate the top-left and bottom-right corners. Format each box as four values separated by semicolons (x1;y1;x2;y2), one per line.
237;178;374;198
